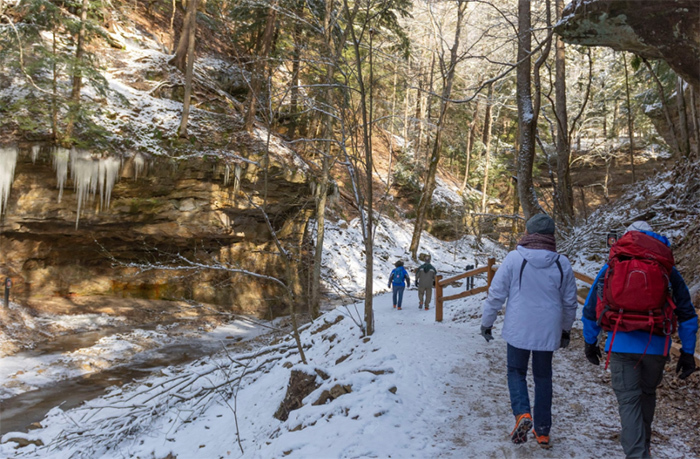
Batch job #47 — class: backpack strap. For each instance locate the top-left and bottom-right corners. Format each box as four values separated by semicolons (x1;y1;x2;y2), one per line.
555;255;563;288
519;258;527;290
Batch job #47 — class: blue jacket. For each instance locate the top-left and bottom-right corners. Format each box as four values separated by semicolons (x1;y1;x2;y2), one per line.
389;266;410;288
582;230;698;355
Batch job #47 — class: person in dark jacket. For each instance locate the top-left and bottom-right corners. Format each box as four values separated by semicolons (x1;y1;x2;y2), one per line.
415;255;437;310
582;221;698;459
388;260;410;310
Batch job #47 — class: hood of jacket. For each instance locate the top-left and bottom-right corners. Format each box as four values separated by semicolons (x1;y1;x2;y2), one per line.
516;246;559;269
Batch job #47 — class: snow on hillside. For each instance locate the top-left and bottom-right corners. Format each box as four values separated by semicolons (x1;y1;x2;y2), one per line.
4;214;698;459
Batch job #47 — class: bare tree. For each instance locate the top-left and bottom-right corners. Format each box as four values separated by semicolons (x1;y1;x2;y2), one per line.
554;0;573;221
178;0;198;138
622;53;637;182
409;0;468;259
64;0;89;142
480;81;494;213
169;0;197;72
516;0;543;220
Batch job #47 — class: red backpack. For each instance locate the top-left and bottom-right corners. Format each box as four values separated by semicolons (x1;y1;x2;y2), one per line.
596;231;677;367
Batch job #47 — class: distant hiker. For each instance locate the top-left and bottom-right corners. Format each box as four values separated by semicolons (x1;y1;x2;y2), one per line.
582;221;697;458
481;213;578;447
415;255;437;310
388;260;411;310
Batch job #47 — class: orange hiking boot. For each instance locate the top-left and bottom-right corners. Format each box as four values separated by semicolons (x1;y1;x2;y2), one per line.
510;413;532;444
532;430;550;448
393;304;397;309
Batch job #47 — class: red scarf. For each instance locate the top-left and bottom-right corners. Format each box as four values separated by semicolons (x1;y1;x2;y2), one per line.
518;233;557;252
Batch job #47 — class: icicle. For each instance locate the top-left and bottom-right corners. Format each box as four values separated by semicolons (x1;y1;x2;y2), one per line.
0;146;18;216
233;165;242;194
70;150;122;229
133;153;145;181
53;147;70;203
31;145;40;164
101;157;121;210
71;149;99;229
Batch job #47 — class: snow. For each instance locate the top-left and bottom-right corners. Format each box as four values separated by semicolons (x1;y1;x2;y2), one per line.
7;213;696;458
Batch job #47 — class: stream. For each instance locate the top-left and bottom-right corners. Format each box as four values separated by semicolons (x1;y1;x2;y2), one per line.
0;323;256;436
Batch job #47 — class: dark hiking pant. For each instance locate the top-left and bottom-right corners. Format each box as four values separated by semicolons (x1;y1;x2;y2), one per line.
610;352;667;459
417;286;432;307
506;344;553;436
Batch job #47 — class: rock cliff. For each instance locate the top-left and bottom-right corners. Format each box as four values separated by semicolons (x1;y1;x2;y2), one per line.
555;0;700;90
0;139;317;318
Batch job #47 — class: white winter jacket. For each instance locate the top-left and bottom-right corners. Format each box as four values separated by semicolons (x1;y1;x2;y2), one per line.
481;246;578;352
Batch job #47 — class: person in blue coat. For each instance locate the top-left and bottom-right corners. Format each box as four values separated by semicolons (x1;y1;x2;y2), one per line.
582;221;698;459
481;213;578;447
388;260;410;310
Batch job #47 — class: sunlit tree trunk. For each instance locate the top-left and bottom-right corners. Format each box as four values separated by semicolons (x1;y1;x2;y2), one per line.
676;76;690;157
460;98;480;193
554;0;573;221
516;0;542;220
170;0;195;72
245;0;278;132
480;82;494;213
410;0;467;258
623;54;636;183
64;0;89;142
178;0;198;138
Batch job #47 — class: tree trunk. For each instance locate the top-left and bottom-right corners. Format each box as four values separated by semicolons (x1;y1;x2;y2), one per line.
480;82;494;213
64;0;89;142
51;19;59;142
460;99;480;192
643;58;680;157
554;0;573;222
690;87;700;158
516;0;542;220
169;0;177;53
178;0;198;138
623;53;636;183
169;0;195;72
287;2;304;140
676;76;690;157
245;0;278;132
409;0;467;258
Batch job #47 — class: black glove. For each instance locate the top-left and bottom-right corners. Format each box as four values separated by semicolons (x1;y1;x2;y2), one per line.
584;340;602;365
480;325;493;342
560;330;571;349
676;351;697;380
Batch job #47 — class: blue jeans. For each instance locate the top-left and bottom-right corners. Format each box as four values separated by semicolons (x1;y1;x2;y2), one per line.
507;344;553;436
392;285;405;307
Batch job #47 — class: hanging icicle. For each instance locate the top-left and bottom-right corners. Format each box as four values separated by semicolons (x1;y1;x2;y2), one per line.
0;147;18;216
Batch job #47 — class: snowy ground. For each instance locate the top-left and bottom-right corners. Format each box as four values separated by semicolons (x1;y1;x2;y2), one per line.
2;214;698;458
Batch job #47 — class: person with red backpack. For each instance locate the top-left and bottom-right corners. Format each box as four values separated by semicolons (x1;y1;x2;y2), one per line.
582;221;698;458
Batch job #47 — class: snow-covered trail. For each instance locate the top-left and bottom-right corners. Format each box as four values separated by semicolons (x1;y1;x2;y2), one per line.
366;287;626;458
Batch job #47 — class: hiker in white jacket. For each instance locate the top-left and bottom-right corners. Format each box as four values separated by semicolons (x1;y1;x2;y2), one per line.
480;213;578;448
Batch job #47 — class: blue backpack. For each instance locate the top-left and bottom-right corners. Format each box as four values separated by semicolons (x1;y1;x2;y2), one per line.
390;266;408;286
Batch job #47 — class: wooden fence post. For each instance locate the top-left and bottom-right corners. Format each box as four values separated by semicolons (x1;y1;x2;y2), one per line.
486;258;495;290
435;275;443;322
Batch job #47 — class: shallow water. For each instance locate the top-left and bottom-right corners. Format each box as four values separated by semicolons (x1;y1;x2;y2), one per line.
0;330;238;435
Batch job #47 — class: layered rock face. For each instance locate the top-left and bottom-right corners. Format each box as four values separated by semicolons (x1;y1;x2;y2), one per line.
0;144;316;318
555;0;700;90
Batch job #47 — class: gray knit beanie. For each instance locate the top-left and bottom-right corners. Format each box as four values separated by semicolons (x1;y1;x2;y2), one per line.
625;221;653;234
526;214;555;235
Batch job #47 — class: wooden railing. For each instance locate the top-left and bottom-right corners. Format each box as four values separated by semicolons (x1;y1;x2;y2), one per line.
434;262;699;365
434;260;595;322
